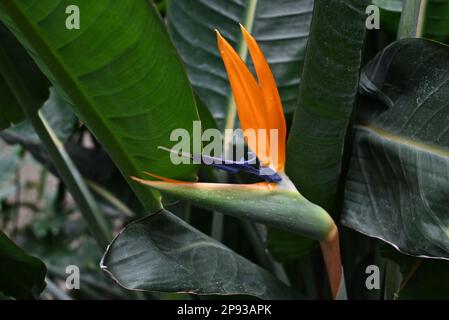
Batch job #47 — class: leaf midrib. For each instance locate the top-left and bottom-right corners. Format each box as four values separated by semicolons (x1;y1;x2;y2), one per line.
357;124;449;159
1;1;161;210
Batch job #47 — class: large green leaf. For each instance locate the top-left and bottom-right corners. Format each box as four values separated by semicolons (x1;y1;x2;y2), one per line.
0;0;200;212
0;230;47;299
167;0;314;128
342;39;449;259
286;0;370;213
101;210;301;299
0;22;49;130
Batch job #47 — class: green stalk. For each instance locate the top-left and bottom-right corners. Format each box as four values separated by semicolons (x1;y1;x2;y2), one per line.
397;0;427;39
383;260;402;300
0;43;112;250
86;179;135;218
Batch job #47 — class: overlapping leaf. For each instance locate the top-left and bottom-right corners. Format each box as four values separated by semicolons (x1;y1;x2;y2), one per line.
286;0;370;212
0;231;47;299
5;87;77;143
342;39;449;259
0;0;200;212
101;210;301;299
0;22;49;130
167;0;314;127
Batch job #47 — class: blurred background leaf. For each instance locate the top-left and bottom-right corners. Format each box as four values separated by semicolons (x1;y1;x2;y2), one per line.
167;0;314;128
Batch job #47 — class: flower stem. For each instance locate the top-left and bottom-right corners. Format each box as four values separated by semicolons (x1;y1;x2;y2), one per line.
279;172;346;299
320;224;346;299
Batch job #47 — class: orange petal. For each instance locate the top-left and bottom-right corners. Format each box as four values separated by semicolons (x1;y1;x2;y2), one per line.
216;30;271;166
240;25;286;172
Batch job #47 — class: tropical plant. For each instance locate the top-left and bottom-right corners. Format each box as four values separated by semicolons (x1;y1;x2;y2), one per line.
0;0;448;300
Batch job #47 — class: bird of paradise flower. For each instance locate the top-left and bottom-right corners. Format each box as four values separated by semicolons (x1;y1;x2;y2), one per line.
132;25;344;299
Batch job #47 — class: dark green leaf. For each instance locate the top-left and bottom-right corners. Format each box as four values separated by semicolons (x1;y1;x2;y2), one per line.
0;230;47;299
286;0;370;213
101;210;301;299
372;0;403;34
0;22;49;130
167;0;313;127
7;87;77;143
0;0;200;212
342;39;449;259
195;94;218;132
266;230;317;263
424;0;449;43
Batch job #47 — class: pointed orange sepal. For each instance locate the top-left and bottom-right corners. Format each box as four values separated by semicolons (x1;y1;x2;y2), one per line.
216;27;286;173
240;24;286;172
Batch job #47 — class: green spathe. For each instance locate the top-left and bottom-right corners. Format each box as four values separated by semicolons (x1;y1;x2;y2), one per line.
133;177;334;241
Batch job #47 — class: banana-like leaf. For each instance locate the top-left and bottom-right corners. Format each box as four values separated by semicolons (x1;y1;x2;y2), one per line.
374;0;449;42
101;210;301;299
0;0;200;212
0;231;47;299
286;0;370;212
167;0;314;127
342;39;449;259
133;179;335;241
0;22;49;130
